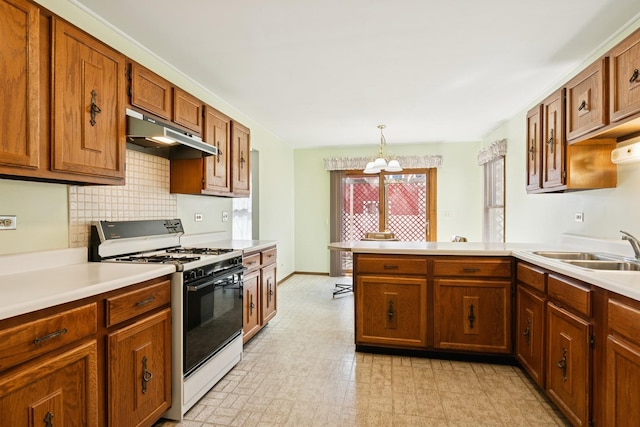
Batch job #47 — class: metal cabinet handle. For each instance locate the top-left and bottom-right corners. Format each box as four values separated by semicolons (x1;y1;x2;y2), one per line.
90;89;101;126
462;267;480;273
578;100;587;111
250;294;255;315
523;318;531;345
383;264;398;270
136;296;155;307
240;150;246;169
630;68;639;84
387;300;394;321
557;346;568;382
529;139;535;161
546;129;554;154
141;356;153;394
44;412;54;427
34;328;68;344
216;141;222;163
467;304;476;329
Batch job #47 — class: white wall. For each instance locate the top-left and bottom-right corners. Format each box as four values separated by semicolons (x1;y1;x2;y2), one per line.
293;141;483;273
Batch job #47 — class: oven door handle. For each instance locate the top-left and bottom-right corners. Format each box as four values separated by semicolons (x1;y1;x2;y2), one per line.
185;266;247;292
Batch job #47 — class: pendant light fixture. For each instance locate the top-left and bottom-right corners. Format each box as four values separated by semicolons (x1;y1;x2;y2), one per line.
363;125;402;173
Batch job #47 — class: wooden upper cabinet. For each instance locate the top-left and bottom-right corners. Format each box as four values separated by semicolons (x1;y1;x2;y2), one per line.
542;89;566;190
526;105;543;192
0;0;39;171
173;87;202;135
566;57;609;142
610;27;640;122
129;62;172;120
231;121;251;196
203;106;231;193
51;18;125;182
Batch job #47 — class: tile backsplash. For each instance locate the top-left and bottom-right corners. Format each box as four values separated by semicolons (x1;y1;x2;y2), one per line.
69;150;177;248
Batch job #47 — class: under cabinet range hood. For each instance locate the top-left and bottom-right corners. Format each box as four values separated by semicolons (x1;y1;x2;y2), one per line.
125;108;217;159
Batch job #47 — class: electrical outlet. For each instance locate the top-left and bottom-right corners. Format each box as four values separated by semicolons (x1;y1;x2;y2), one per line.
575;212;584;222
222;211;229;222
194;213;204;222
0;215;17;230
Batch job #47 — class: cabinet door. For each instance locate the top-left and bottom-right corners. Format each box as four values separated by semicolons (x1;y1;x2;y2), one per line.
606;335;640;427
261;263;277;324
434;279;511;353
516;285;545;387
546;303;591;427
542;89;566;189
356;275;427;349
107;309;171;427
51;18;125;181
230;121;251;196
173;87;202;134
526;105;542;192
203;106;231;193
0;0;39;171
610;28;640;122
129;62;172;120
0;340;98;427
243;270;261;343
566;57;608;141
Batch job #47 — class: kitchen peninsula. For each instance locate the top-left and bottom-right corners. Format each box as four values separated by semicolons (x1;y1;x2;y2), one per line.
332;237;640;426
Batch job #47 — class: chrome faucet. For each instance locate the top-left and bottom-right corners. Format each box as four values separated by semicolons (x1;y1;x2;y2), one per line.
621;230;640;260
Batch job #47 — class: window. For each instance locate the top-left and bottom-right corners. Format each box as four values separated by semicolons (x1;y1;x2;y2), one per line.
330;169;437;274
483;156;505;242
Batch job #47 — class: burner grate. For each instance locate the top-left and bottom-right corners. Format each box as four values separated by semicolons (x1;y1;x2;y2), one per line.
166;247;234;256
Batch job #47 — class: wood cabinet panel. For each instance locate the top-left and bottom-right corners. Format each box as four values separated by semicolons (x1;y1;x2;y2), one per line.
0;0;40;171
547;274;592;317
107;308;171;427
357;255;427;275
261;263;277;324
606;334;640;427
0;303;97;371
105;280;171;327
546;302;591;427
0;340;99;427
230;121;251;196
173;87;202;134
243;270;261;343
243;253;261;272
610;27;640;122
516;285;546;388
542;89;566;189
566;57;609;141
129;62;172;120
517;262;546;293
356;275;428;349
432;257;511;278
203;106;231;193
51;18;125;181
526;105;543;192
433;279;511;353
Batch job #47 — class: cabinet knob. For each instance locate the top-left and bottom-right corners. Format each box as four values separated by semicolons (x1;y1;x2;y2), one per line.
577;100;587;111
630;68;639;84
89;89;101;126
467;304;476;330
546;129;555;154
141;356;153;394
44;412;54;427
557;346;568;382
523;317;531;345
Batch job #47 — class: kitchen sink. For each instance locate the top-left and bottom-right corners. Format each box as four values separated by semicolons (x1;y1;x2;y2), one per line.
532;251;612;260
562;260;640;271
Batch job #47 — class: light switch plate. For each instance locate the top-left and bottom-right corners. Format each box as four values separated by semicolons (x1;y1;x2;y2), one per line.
194;213;204;222
0;215;17;230
575;212;584;222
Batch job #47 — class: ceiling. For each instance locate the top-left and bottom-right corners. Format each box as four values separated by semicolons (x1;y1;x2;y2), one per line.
73;0;640;149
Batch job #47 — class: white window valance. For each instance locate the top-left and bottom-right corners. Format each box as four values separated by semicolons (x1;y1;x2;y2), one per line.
477;139;507;165
323;154;443;171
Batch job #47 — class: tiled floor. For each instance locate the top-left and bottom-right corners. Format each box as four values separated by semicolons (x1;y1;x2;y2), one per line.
155;274;569;426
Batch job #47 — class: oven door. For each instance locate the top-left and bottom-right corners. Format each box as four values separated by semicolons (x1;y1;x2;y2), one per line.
183;266;244;377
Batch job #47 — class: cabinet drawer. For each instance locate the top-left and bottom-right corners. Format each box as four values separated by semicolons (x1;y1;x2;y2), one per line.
608;298;640;344
243;253;261;272
356;255;427;275
547;274;592;317
261;248;277;266
517;262;546;293
0;303;97;371
433;257;512;278
106;280;171;327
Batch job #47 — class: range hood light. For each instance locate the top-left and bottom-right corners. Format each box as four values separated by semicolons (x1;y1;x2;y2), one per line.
147;136;178;145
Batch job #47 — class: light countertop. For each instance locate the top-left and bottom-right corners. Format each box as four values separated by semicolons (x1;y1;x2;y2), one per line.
0;248;175;320
330;237;640;301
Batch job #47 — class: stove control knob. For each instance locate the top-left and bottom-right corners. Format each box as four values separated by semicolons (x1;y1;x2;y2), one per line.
196;268;205;278
186;271;196;281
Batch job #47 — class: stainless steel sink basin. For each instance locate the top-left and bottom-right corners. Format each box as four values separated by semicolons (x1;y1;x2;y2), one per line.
562;260;640;271
532;251;610;260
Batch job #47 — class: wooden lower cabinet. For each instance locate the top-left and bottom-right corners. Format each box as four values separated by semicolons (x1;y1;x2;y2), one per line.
0;340;99;426
515;284;546;387
355;275;428;349
606;297;640;427
433;278;511;353
546;302;591;427
242;269;261;341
